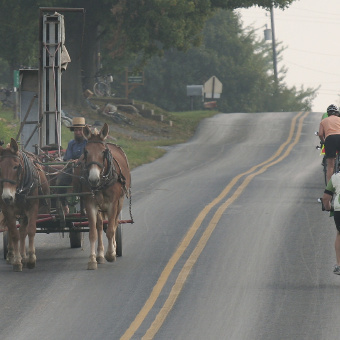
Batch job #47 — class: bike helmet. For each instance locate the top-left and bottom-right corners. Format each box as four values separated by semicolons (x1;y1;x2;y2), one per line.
327;104;339;115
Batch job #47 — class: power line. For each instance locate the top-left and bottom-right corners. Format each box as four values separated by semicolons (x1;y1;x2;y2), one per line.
319;88;340;93
285;59;340;77
240;13;340;26
286;6;340;17
287;48;340;58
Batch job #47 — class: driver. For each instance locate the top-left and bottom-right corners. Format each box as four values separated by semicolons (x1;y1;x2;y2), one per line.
57;117;88;214
318;104;340;183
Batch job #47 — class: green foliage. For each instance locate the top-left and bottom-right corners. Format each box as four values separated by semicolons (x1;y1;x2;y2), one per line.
211;0;295;10
116;138;167;169
0;58;11;86
0;0;298;105
100;0;296;72
0;108;19;144
170;110;218;137
131;9;317;113
61;124;74;149
0;0;40;74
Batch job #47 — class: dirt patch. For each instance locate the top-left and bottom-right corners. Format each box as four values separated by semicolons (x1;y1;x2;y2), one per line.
63;100;174;142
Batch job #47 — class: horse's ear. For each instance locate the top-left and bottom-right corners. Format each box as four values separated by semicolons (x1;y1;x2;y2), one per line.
83;125;92;140
100;123;109;140
9;138;19;154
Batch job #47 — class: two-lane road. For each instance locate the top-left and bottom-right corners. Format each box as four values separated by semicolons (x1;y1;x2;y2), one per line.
0;111;335;340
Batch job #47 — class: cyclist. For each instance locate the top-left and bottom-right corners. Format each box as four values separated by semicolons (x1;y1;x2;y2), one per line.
321;112;328;120
318;104;340;183
322;175;340;274
319;105;339;170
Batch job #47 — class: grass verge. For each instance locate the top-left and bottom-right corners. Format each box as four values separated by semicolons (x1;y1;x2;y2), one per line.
0;106;218;169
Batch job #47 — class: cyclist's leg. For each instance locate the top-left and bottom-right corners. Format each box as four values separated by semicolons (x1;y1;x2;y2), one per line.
335;135;340;172
334;212;340;266
325;135;337;183
327;158;335;183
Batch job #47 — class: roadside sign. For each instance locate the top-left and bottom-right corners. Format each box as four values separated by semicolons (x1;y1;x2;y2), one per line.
13;70;20;88
123;68;144;98
204;76;222;99
128;75;143;84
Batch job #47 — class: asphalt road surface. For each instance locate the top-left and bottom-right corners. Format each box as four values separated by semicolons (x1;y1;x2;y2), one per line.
0;111;336;340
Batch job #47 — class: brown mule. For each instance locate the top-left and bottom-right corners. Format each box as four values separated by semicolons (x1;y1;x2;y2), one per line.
0;139;50;271
73;123;131;269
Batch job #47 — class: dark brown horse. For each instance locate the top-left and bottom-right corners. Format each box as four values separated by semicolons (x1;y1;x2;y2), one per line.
74;123;131;270
0;139;50;271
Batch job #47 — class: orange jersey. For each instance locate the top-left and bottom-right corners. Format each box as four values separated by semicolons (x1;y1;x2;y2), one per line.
319;115;340;139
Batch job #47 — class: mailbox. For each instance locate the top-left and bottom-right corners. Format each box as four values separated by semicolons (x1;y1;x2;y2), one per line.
186;85;203;97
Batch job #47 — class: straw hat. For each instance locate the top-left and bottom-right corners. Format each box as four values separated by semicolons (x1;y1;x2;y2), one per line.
68;117;87;131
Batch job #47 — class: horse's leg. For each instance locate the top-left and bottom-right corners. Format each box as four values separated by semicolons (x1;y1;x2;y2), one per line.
96;212;105;264
8;220;22;271
6;230;14;264
26;204;38;269
0;213;13;264
105;199;122;262
19;218;28;268
87;204;98;270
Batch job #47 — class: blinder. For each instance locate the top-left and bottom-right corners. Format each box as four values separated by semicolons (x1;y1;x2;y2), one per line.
84;142;108;171
82;141;117;189
0;155;22;186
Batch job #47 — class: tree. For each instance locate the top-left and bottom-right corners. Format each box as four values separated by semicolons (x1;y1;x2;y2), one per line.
0;0;45;84
131;9;317;112
0;0;298;107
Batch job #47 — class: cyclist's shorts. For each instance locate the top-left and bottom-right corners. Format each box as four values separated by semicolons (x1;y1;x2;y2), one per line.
324;134;340;158
334;211;340;232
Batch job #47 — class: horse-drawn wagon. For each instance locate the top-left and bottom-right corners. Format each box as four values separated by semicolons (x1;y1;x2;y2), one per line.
0;8;133;271
0;123;133;271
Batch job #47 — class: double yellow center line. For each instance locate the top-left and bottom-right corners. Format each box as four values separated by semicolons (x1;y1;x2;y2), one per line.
121;111;310;339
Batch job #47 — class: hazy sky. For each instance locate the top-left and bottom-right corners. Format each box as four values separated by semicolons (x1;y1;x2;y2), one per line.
236;0;340;113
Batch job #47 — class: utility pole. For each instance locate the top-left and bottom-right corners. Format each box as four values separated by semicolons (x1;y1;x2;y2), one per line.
270;4;278;86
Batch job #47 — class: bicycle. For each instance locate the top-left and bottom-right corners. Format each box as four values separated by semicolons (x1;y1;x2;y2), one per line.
316;132;340;185
93;73;114;97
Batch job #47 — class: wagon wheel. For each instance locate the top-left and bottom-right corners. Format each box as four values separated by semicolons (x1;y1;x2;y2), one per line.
69;222;82;248
116;223;122;257
3;230;8;260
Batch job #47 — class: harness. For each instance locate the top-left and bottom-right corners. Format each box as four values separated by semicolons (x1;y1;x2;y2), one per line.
0;151;40;199
82;141;128;195
77;139;133;222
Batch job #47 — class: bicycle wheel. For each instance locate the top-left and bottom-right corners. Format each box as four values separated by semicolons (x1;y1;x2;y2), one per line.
335;154;340;174
93;82;109;97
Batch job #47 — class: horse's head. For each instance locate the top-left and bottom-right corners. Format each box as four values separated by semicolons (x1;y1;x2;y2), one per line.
0;138;22;205
83;123;110;188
